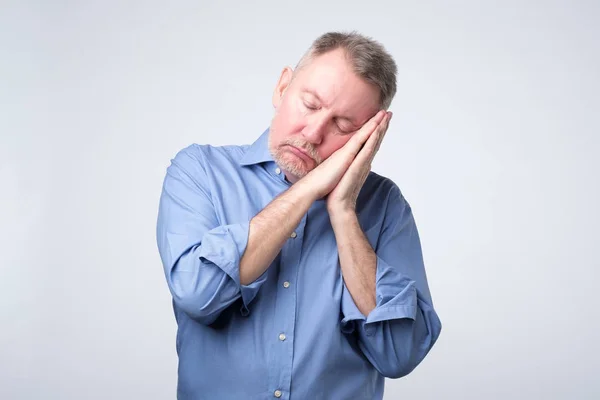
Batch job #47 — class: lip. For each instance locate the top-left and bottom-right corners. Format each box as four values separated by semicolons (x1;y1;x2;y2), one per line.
287;145;313;163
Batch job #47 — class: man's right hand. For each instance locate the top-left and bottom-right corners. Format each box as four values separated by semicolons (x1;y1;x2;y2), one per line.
301;110;388;200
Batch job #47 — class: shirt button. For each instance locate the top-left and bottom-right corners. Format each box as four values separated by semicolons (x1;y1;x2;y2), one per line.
279;333;286;341
290;231;297;238
283;281;290;288
275;167;281;174
274;390;282;398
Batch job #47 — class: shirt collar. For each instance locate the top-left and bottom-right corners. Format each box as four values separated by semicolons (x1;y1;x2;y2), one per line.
239;128;275;166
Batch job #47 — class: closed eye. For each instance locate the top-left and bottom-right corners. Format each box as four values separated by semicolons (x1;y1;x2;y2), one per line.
335;120;356;134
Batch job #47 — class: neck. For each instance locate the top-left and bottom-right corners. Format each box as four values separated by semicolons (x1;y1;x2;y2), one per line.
284;172;298;184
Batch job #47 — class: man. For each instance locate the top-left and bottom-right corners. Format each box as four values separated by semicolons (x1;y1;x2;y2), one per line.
156;31;442;400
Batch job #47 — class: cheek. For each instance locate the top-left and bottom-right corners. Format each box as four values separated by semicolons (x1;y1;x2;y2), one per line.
319;136;352;159
274;100;305;135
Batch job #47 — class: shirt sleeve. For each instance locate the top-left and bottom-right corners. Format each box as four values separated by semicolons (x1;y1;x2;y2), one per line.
156;145;268;325
340;183;442;378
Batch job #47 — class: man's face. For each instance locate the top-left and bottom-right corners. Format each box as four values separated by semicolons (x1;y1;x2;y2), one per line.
268;48;381;183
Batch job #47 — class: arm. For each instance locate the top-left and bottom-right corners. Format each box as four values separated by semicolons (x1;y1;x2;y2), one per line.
324;110;441;378
240;177;316;285
334;185;442;378
329;210;377;315
156;145;316;325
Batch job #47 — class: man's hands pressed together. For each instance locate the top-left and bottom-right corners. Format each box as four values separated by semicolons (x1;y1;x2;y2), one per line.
325;110;391;215
301;109;392;209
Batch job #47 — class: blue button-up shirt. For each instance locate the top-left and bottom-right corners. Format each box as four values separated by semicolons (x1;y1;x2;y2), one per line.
156;128;442;400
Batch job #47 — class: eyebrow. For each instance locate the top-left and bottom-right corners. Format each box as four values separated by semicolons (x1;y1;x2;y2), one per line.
302;89;360;128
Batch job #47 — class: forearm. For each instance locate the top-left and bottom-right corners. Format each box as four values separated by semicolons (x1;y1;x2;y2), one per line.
240;180;317;285
330;209;377;315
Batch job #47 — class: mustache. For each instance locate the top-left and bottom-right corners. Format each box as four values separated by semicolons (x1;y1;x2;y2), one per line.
281;138;322;163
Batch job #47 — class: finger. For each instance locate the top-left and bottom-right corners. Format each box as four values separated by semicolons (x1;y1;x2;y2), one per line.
352;121;382;165
373;112;391;155
342;112;392;179
348;110;386;150
327;110;386;167
363;113;390;165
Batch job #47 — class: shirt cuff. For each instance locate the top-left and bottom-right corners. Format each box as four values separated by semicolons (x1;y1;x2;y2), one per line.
197;221;267;313
340;256;418;333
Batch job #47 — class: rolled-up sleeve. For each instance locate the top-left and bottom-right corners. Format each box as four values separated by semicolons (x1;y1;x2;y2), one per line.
156;145;267;325
340;184;442;378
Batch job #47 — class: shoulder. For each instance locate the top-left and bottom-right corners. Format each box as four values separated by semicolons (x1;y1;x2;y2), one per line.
173;142;248;165
357;171;416;242
362;171;408;208
359;170;416;226
168;142;250;176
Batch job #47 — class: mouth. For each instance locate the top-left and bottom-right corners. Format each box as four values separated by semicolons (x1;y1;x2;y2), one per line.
286;145;314;163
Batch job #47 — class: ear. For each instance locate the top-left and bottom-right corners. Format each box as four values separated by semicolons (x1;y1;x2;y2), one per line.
272;66;294;109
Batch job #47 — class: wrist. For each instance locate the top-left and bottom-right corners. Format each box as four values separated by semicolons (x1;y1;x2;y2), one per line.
291;177;321;204
327;204;357;223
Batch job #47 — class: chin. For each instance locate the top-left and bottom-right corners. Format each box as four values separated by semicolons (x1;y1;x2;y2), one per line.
277;152;311;179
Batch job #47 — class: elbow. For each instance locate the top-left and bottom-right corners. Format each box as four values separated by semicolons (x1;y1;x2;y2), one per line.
166;254;239;325
377;358;418;379
168;274;233;326
376;346;430;379
174;293;221;325
377;314;443;379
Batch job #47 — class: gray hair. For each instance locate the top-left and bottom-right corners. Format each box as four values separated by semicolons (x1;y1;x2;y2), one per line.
294;31;398;109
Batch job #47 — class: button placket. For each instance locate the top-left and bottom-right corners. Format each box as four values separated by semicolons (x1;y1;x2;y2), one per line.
270;217;305;399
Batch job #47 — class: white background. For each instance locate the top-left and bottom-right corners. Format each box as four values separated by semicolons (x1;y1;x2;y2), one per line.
1;1;599;399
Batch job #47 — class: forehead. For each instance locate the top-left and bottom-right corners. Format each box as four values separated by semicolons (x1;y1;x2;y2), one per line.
294;50;381;121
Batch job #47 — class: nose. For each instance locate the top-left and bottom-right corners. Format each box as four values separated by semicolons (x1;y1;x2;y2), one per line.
301;115;328;145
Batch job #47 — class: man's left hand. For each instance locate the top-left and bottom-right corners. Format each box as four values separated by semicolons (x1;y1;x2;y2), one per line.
326;111;392;216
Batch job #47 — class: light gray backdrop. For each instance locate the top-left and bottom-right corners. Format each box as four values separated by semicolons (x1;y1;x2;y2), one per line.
1;1;599;399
